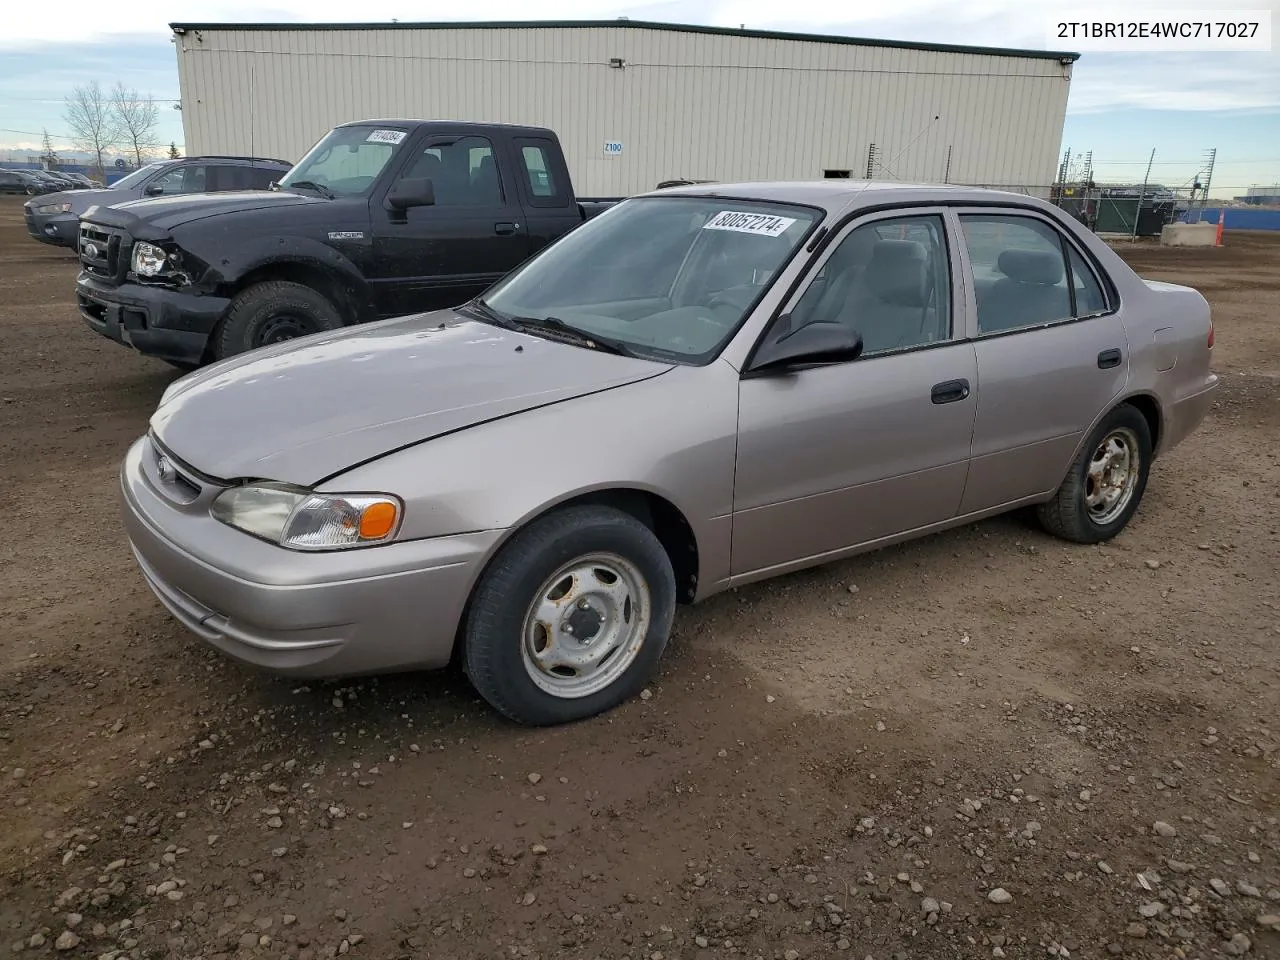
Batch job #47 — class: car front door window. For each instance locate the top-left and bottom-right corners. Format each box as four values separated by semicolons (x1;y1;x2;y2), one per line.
150;165;207;195
780;214;952;356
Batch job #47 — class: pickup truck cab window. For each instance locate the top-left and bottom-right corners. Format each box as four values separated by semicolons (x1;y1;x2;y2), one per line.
402;136;502;205
278;124;408;197
481;196;820;362
959;213;1107;334
521;145;557;197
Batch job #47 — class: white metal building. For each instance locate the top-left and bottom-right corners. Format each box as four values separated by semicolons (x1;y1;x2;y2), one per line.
169;19;1079;197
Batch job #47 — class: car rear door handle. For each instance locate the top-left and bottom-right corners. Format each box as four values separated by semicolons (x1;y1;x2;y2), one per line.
930;379;970;405
494;221;519;236
1098;348;1123;369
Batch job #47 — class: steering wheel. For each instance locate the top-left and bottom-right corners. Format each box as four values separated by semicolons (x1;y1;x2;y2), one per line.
703;285;756;313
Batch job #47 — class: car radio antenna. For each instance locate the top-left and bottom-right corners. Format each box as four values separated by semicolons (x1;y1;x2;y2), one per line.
850;113;941;199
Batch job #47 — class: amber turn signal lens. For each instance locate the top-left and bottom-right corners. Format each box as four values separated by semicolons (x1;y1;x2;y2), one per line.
359;501;399;540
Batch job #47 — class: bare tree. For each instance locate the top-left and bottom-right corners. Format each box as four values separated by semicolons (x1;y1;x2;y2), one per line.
64;81;120;176
111;82;161;168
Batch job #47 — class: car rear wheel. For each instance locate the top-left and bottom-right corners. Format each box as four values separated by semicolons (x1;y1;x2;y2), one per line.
215;280;343;360
1037;403;1152;544
462;504;677;726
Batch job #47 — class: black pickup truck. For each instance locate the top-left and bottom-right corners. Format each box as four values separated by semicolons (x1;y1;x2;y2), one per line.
75;120;621;368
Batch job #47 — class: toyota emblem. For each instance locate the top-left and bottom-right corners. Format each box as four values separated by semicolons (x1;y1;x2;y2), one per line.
82;241;99;259
156;456;176;483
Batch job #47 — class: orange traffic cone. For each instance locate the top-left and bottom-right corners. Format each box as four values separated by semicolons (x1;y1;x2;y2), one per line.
1215;208;1225;246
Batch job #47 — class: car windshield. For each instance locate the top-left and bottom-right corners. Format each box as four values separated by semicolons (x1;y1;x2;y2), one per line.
277;125;409;197
111;163;168;190
480;196;820;362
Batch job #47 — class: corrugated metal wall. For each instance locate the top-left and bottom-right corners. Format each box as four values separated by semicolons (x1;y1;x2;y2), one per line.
174;24;1072;196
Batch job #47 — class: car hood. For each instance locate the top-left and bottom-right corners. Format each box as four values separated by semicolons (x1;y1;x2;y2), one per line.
92;190;322;233
150;310;673;486
35;188;118;213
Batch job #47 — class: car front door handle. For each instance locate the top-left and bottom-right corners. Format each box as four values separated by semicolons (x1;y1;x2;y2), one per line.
1098;348;1123;369
494;221;519;236
930;379;971;405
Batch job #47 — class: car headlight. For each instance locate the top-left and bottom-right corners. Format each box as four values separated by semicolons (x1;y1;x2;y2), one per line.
132;241;174;278
211;482;402;550
34;201;73;215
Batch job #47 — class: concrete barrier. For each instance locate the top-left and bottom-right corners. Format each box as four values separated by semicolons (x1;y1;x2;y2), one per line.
1161;223;1218;247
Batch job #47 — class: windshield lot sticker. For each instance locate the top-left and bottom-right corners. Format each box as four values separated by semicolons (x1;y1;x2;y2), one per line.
365;129;407;145
703;211;797;237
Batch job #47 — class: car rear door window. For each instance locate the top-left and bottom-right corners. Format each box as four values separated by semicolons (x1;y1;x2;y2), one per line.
960;214;1107;333
787;214;952;356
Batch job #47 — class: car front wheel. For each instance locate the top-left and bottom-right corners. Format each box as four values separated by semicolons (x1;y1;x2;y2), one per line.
1038;403;1153;544
215;280;344;360
463;504;677;726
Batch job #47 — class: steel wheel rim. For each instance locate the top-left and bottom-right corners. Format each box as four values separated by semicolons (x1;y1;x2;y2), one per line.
257;313;315;345
520;552;651;699
1085;426;1140;525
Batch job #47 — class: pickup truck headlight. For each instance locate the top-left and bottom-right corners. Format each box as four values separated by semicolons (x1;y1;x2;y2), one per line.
132;241;174;278
211;483;402;550
33;201;73;215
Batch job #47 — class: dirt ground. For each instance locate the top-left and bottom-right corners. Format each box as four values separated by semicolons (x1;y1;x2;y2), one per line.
0;194;1276;960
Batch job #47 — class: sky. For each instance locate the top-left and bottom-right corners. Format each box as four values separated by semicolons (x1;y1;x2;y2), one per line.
2;0;1277;197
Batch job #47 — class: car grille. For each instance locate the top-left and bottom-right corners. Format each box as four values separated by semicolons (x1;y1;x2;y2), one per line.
78;221;129;283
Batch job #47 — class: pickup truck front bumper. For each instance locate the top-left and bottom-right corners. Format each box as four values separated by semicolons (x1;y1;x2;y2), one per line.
76;272;229;367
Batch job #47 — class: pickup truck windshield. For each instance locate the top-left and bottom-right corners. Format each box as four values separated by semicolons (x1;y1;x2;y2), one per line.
480;196;820;363
277;125;409;198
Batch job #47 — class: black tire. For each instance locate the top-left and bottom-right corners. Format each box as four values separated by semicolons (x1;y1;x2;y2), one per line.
1037;403;1152;544
214;280;343;360
462;505;677;726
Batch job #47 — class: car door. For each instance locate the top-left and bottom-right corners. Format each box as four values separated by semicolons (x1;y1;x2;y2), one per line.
953;208;1127;513
731;210;979;577
369;133;531;317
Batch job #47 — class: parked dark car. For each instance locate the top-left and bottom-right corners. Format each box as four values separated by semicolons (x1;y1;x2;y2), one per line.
0;170;48;195
75;120;622;368
25;155;291;248
27;170;77;191
57;172;100;189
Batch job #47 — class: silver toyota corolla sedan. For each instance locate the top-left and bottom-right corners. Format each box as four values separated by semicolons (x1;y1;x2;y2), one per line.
120;181;1218;725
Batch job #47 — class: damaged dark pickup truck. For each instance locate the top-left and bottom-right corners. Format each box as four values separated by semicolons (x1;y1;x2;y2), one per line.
75;120;622;367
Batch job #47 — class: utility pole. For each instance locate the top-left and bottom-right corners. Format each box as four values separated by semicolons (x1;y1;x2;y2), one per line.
1131;148;1156;242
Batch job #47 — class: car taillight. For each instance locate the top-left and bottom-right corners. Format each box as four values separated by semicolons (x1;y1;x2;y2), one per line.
1207;320;1215;348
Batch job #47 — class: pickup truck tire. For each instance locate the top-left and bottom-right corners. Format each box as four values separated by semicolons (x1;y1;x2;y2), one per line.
1037;403;1152;544
462;505;677;726
215;280;344;360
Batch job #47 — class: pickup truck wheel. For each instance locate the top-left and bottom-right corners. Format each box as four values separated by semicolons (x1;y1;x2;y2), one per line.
463;505;677;726
215;280;343;360
1037;403;1152;544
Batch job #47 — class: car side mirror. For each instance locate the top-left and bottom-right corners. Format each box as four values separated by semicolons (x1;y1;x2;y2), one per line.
386;178;435;213
747;318;864;375
144;183;164;196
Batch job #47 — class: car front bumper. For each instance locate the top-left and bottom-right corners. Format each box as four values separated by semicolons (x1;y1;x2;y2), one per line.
24;209;78;246
76;272;230;366
120;434;502;677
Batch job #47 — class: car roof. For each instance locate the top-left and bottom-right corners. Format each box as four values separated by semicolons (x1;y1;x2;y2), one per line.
335;118;555;139
639;179;1054;215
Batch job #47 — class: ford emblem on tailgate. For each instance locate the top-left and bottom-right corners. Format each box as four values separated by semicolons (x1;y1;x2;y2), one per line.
82;241;99;259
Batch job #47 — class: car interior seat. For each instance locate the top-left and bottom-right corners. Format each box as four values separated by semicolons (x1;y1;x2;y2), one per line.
979;249;1071;331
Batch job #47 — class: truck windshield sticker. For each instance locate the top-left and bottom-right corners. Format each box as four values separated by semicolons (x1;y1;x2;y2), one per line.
365;129;407;145
702;211;797;238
